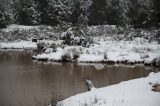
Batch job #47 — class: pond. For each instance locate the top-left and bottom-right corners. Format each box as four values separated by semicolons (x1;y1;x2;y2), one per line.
0;50;159;106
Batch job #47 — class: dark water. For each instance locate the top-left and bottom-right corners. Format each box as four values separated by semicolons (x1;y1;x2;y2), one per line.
0;50;159;106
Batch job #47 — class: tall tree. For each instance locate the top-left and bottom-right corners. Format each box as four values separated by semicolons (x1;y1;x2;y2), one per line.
107;0;125;26
12;0;41;25
88;0;108;25
71;0;92;26
0;6;6;28
151;0;160;27
39;0;74;25
0;5;10;28
127;0;152;28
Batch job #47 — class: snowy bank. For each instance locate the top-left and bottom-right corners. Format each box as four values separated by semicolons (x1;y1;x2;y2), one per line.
0;41;37;49
1;24;160;64
55;72;160;106
33;37;160;65
1;24;40;32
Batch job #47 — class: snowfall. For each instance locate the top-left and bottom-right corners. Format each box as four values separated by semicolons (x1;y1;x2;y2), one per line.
54;72;160;106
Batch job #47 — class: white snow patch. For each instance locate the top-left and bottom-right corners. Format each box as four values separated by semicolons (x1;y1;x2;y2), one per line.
33;47;64;61
78;54;105;62
0;41;37;49
2;24;40;32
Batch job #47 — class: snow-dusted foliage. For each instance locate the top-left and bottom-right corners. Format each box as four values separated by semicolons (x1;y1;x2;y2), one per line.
11;0;41;25
0;24;160;65
0;24;159;43
72;0;92;26
60;26;92;47
0;25;63;42
43;0;74;25
1;0;159;27
88;0;108;25
0;5;11;28
0;6;6;28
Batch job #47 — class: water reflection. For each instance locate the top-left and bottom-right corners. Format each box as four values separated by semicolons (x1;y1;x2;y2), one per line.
0;50;158;106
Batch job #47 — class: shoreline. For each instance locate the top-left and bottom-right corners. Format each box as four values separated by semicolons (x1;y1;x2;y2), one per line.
55;72;160;106
0;38;160;67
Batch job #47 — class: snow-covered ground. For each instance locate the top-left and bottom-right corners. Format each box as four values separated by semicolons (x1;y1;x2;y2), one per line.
1;24;160;64
1;24;40;32
0;41;37;49
33;37;160;64
55;72;160;106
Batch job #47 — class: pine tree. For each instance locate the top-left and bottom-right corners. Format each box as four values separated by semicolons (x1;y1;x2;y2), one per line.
88;0;107;25
71;0;92;26
0;7;6;28
127;0;152;28
39;0;74;25
12;0;41;25
107;0;125;26
151;0;160;27
0;5;10;28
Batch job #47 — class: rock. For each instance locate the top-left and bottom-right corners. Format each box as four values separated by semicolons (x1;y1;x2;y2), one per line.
85;79;95;91
62;51;79;62
62;52;72;62
151;83;160;92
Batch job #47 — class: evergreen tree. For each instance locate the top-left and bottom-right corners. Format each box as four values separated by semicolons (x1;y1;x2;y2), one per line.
151;0;160;27
36;0;48;24
88;0;108;25
0;6;6;28
0;5;10;28
72;0;92;26
107;0;125;26
127;0;151;28
1;0;160;28
39;0;73;25
13;0;41;25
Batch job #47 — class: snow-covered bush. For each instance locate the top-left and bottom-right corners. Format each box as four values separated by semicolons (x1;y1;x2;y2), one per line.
1;24;159;44
37;42;48;53
0;25;64;42
61;27;93;47
62;47;82;61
